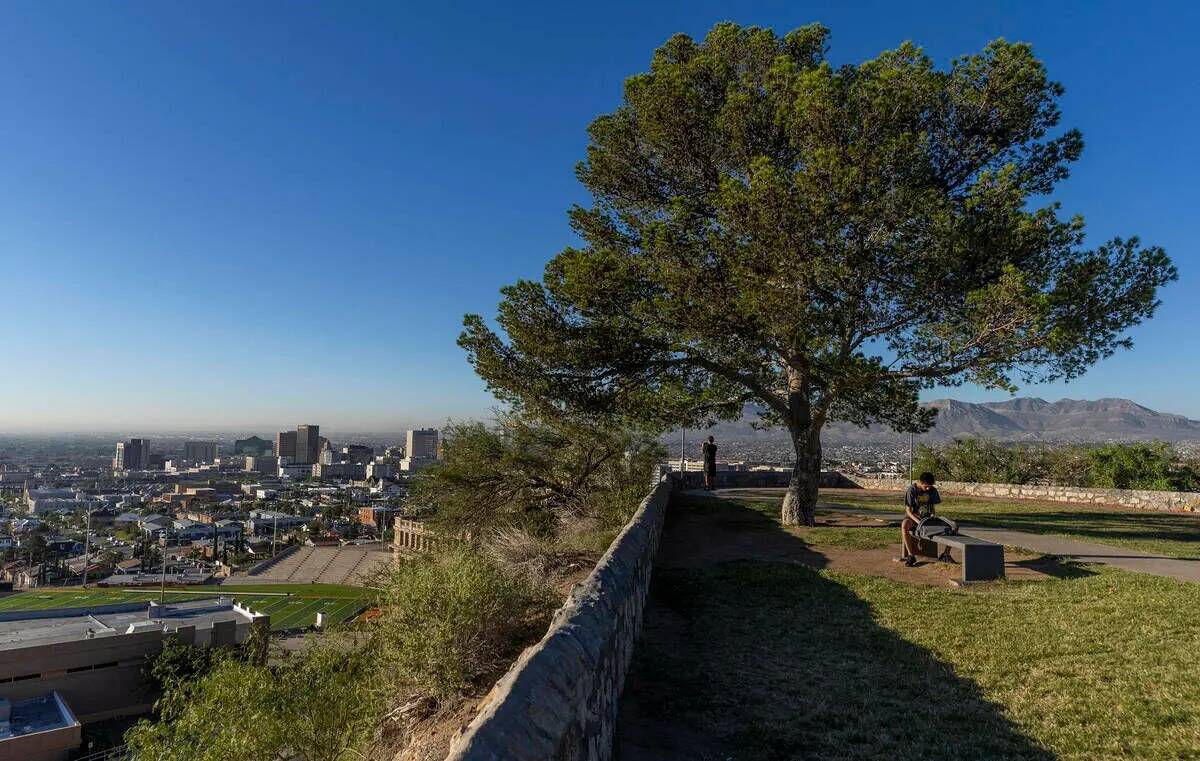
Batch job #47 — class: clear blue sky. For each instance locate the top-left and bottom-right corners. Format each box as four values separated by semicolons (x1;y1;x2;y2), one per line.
1;1;1196;432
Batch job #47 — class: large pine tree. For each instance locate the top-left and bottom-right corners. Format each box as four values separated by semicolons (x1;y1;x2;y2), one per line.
461;23;1175;525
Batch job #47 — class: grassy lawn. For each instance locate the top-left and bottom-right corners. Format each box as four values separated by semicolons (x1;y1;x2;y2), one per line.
691;494;897;550
809;489;1200;559
208;582;370;597
619;495;1200;760
0;586;373;631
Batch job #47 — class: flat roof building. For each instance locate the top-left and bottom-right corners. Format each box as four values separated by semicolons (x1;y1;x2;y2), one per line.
0;692;81;761
113;439;148;471
275;431;297;461
183;441;218;464
296;425;320;465
0;598;268;729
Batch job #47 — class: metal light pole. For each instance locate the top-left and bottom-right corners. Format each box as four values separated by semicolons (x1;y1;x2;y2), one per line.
271;513;279;557
159;528;168;604
680;428;686;474
909;432;915;482
81;509;93;588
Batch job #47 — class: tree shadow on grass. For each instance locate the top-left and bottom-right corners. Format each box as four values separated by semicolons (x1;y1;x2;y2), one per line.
616;496;1055;761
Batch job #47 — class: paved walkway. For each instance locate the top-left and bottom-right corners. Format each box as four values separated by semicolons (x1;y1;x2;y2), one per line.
699;489;1200;583
816;500;1200;583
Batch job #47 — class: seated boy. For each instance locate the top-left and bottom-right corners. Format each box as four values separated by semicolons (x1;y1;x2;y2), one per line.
901;471;943;567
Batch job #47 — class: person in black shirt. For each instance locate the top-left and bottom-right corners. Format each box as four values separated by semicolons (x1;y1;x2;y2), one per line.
701;436;718;490
901;471;941;567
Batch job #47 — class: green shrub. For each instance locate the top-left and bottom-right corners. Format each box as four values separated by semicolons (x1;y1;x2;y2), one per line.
377;547;554;698
915;438;1199;491
1085;442;1199;491
126;638;386;761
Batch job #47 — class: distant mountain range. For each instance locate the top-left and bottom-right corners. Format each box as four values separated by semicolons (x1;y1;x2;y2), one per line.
700;397;1200;446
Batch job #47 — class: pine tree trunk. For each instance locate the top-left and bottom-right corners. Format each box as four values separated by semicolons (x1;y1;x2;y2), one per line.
780;365;821;527
781;432;821;526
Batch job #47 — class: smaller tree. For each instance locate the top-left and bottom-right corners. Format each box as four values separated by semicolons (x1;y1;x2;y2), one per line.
415;413;663;536
1086;442;1198;491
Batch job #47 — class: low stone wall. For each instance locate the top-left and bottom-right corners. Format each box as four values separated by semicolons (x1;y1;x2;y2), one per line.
445;479;671;761
674;469;856;490
847;475;1200;512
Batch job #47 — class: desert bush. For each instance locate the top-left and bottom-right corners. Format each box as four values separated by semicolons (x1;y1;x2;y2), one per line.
126;638;386;761
377;546;554;699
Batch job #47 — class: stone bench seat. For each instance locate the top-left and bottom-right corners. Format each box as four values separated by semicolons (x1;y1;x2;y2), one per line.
928;533;1005;584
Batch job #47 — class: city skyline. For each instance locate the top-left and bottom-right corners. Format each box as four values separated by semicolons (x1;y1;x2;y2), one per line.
3;1;1197;430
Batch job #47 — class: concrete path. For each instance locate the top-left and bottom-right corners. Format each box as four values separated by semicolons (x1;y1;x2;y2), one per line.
818;501;1200;584
691;489;1200;583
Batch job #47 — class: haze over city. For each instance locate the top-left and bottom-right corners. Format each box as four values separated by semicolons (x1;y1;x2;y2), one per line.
2;0;1198;432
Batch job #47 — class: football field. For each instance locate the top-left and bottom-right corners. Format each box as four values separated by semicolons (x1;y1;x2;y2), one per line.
0;587;373;631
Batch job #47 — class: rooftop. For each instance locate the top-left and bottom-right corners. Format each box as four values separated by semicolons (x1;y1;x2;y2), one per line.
0;693;77;740
0;598;253;650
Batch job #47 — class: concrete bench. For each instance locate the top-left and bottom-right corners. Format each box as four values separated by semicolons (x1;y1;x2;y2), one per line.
922;533;1005;584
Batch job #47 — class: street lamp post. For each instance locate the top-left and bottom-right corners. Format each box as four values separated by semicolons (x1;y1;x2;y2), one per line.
159;528;168;604
909;432;915;482
680;428;686;475
81;508;94;588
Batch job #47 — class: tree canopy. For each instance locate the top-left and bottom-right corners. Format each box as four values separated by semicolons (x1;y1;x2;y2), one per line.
461;23;1175;523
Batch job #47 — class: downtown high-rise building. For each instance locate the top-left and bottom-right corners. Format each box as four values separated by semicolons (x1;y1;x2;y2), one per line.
406;428;439;460
275;430;298;462
296;425;320;465
183;441;218;464
114;439;148;470
234;436;272;456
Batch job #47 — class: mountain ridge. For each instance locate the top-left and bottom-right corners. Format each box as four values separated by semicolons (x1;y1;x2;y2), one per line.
700;397;1200;446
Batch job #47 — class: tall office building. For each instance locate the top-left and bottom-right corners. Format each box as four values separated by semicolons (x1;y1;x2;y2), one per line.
183;441;218;464
113;439;148;471
406;428;439;460
296;425;320;465
275;431;297;462
342;444;374;464
399;428;439;472
234;436;272;456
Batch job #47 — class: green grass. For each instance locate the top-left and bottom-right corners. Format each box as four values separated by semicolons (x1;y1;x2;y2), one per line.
621;494;1200;760
814;489;1200;559
690;493;898;550
204;582;370;597
0;587;374;631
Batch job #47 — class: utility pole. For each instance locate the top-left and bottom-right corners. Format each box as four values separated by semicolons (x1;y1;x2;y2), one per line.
271;513;279;557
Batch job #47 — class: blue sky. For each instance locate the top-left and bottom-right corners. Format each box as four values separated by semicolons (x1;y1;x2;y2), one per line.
1;1;1196;431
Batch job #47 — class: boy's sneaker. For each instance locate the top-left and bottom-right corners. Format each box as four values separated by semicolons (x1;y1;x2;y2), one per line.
938;550;956;563
903;555;917;567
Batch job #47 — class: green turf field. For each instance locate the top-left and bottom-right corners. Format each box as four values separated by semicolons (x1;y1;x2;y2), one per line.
0;588;373;631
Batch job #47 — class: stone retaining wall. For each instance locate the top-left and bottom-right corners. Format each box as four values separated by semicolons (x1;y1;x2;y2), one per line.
674;469;856;490
847;475;1200;512
445;479;671;761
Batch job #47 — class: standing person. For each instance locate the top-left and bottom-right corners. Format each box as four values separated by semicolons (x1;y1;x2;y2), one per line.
900;471;941;567
701;436;718;491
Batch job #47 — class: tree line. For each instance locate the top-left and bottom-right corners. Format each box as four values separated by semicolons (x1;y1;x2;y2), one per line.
914;438;1200;492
